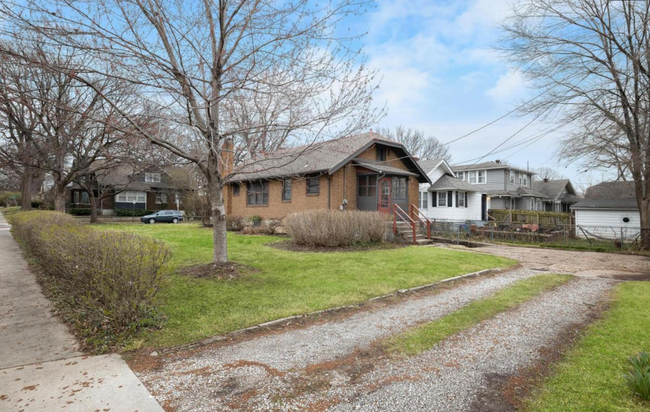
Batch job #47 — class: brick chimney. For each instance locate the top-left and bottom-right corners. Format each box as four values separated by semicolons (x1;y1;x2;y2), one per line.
220;138;234;176
495;159;501;164
544;178;549;183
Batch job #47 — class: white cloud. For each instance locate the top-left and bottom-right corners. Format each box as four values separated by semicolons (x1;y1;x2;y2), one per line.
486;69;526;100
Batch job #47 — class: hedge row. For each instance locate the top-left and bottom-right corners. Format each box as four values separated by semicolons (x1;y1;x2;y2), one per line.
9;211;171;351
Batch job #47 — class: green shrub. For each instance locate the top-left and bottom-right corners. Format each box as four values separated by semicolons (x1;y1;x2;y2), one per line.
626;352;650;400
8;211;171;351
68;208;92;216
115;208;154;217
226;215;244;231
285;210;386;247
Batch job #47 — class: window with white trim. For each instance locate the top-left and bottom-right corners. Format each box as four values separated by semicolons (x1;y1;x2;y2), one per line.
145;172;161;183
509;171;515;184
455;171;465;181
458;192;466;207
523;174;528;186
438;191;447;207
469;171;477;184
156;193;167;204
420;192;428;209
477;170;486;184
116;191;146;203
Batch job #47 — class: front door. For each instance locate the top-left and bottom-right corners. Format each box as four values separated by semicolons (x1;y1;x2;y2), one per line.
378;177;392;214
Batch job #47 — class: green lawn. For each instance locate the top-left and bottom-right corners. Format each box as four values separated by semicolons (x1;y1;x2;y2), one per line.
384;274;572;356
99;223;514;348
526;281;650;412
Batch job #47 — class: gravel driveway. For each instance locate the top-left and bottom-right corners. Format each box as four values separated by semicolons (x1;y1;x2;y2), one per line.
469;244;650;277
134;269;614;412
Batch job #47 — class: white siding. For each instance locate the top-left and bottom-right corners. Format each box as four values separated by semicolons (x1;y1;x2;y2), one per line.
418;183;483;221
575;209;641;239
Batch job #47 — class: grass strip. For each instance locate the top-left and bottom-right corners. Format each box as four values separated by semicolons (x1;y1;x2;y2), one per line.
384;274;572;357
525;281;650;412
95;224;515;348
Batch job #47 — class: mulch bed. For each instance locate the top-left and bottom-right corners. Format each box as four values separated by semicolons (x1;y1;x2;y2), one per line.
268;240;405;253
179;262;259;280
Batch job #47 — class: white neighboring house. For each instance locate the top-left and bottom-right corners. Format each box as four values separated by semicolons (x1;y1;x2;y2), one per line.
417;159;485;221
571;181;640;239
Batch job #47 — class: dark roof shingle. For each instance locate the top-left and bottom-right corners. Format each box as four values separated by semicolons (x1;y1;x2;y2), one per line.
229;132;430;183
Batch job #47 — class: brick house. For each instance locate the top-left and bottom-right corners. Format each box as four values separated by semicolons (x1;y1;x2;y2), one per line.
225;132;431;220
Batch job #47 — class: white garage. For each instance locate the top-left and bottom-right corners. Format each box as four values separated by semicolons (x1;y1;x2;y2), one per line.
571;182;641;240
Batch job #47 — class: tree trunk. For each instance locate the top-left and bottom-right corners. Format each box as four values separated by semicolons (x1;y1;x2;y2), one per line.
640;200;650;250
20;169;33;211
89;190;98;224
53;186;66;212
208;173;228;264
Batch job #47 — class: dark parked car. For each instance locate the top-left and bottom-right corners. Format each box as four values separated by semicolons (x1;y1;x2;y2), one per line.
141;210;184;224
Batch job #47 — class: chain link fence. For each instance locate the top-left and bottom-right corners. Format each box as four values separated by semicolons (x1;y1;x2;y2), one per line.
418;219;648;252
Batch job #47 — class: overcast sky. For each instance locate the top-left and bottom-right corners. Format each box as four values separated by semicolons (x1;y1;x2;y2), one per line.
353;0;615;190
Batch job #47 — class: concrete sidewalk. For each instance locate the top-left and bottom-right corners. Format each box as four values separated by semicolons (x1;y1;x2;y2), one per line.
0;212;164;412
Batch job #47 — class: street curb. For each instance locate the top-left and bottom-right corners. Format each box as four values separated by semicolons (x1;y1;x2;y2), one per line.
157;267;504;355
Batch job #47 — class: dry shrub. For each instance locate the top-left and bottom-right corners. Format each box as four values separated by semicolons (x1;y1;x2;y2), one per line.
226;215;244;231
285;210;386;247
9;211;171;350
241;220;280;235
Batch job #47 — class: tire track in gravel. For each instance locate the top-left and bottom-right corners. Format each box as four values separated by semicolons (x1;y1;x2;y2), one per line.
136;269;539;411
325;276;615;412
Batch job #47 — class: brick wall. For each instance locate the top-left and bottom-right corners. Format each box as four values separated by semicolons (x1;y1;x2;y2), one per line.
228;176;329;219
226;143;422;219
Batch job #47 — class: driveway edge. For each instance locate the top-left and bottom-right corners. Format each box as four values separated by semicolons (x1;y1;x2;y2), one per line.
158;266;507;355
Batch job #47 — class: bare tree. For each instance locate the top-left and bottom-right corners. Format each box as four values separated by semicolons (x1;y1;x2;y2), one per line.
0;46;44;210
0;40;140;212
377;126;451;161
500;0;650;248
1;0;382;264
532;167;564;181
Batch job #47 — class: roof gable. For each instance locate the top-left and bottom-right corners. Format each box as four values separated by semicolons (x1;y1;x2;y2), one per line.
230;132;431;183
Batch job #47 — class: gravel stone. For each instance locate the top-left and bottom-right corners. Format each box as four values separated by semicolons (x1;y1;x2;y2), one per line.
135;269;614;412
137;269;548;410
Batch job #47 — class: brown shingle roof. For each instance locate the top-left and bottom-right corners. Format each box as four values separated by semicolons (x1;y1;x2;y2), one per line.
229;132;431;183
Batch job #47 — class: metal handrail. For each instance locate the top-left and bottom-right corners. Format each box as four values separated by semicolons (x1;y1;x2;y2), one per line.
393;204;417;244
410;204;432;239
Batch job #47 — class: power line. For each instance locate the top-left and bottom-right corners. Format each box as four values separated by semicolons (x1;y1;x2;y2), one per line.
441;90;546;147
470;113;542;165
455;123;559;164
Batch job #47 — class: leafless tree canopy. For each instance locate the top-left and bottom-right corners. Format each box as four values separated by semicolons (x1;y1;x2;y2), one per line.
531;166;564;181
377;126;451;161
0;0;382;263
500;0;650;248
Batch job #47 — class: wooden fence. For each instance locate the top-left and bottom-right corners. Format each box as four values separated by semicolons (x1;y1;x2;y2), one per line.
488;209;572;228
